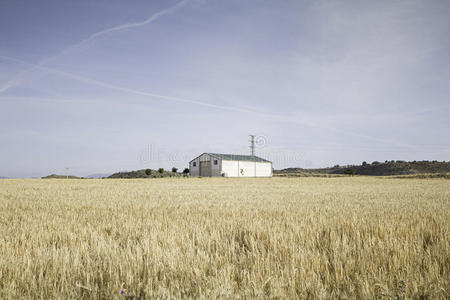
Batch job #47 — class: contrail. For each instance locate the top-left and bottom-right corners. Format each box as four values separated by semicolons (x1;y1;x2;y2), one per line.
6;95;443;151
0;55;295;117
0;55;414;148
0;0;189;94
78;0;189;47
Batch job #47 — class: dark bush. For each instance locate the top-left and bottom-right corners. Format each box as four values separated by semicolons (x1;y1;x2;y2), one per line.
345;168;355;175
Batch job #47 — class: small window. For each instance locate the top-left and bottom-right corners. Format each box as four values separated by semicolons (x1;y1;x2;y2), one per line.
193;162;196;167
214;160;218;165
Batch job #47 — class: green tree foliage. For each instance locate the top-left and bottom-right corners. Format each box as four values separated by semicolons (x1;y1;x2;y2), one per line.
182;168;189;175
158;168;164;174
171;167;178;173
145;169;152;176
345;168;355;176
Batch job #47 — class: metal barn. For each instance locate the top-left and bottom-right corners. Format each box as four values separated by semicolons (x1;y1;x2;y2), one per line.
189;153;272;177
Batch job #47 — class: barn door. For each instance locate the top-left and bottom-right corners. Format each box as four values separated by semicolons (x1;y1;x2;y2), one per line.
199;161;211;177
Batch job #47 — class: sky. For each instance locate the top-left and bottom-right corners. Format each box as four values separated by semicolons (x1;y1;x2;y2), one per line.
0;0;449;178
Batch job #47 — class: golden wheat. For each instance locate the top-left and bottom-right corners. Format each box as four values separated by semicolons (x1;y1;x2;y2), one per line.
0;177;448;298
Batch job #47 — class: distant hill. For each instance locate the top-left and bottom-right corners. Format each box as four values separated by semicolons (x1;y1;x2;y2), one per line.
0;176;9;179
42;174;82;179
85;173;111;178
276;160;450;176
108;169;182;178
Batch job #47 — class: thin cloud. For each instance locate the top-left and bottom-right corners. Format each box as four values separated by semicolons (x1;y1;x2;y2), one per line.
0;55;414;148
0;0;189;94
0;55;306;117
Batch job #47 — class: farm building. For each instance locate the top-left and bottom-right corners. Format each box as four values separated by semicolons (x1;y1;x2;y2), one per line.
189;153;272;177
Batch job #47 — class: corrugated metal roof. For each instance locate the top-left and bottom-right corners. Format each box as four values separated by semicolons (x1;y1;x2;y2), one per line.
207;153;271;163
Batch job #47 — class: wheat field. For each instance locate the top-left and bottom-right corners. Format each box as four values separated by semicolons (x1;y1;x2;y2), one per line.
0;177;448;299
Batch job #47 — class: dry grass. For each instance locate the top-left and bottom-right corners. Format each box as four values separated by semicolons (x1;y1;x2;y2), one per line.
0;177;448;299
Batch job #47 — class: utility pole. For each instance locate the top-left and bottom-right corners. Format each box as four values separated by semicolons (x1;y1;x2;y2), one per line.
249;135;255;156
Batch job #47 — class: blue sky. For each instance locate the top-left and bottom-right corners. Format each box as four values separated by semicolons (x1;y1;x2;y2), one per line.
0;0;449;177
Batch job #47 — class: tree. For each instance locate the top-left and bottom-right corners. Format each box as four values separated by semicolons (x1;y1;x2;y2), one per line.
344;168;355;176
362;161;367;166
158;168;164;174
182;168;189;175
145;169;152;176
171;167;178;173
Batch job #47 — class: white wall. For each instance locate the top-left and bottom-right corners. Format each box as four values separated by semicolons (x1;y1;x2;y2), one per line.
256;162;272;177
221;160;272;177
221;160;239;177
190;154;272;177
237;161;256;177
